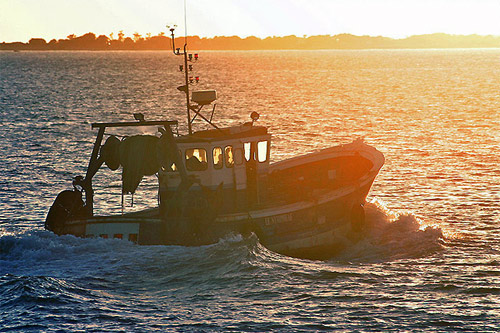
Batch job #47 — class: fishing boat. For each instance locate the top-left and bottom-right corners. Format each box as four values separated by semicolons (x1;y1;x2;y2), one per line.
45;27;384;259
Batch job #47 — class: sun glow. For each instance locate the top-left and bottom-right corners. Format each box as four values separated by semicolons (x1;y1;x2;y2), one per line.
1;0;500;43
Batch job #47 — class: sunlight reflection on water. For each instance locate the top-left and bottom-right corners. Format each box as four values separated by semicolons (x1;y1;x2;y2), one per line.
1;49;499;331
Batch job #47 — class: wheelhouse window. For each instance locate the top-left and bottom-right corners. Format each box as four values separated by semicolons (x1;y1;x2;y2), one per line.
163;150;182;172
244;142;251;161
213;147;223;169
161;161;178;172
185;148;208;171
225;146;234;168
257;141;268;162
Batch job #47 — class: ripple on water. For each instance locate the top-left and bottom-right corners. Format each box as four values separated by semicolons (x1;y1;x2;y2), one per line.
1;50;500;331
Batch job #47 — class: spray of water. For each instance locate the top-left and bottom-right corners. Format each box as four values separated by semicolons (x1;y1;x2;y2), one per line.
333;199;445;262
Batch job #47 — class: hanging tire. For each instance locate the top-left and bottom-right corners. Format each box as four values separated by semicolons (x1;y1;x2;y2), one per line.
45;190;85;234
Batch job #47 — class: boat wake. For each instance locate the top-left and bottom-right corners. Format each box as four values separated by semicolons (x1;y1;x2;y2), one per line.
333;200;446;262
0;200;445;278
0;204;446;330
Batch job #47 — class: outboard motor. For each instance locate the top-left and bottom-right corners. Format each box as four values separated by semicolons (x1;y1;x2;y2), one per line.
45;177;86;235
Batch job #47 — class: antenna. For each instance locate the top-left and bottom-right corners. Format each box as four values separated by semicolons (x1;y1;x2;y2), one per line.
168;24;194;135
184;0;188;45
168;6;219;135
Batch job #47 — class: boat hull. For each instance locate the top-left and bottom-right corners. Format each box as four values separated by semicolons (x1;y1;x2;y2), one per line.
49;140;384;259
59;171;376;259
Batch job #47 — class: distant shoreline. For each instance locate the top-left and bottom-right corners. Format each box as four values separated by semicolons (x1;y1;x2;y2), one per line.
3;48;500;53
2;32;500;51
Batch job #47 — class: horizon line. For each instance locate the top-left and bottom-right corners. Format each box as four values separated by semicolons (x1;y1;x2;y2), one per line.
3;32;500;44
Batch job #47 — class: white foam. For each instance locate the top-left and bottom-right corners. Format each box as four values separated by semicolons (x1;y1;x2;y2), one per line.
335;199;445;262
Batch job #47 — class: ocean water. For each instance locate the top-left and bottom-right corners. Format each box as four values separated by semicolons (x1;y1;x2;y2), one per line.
1;49;499;331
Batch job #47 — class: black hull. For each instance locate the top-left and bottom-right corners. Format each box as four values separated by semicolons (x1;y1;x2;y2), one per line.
47;139;384;259
55;178;374;259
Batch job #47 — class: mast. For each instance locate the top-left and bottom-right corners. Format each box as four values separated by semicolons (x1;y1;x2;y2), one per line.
169;26;193;135
168;24;219;134
183;44;192;135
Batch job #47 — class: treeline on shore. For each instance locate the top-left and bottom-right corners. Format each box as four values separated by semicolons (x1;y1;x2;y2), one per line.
2;32;500;51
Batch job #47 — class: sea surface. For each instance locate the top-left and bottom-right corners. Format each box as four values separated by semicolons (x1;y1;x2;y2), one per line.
1;49;499;331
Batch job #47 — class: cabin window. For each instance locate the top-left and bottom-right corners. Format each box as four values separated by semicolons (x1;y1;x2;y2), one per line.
244;142;251;161
162;162;177;172
234;148;244;165
163;150;181;172
225;146;234;168
213;147;223;169
257;141;268;162
185;148;208;171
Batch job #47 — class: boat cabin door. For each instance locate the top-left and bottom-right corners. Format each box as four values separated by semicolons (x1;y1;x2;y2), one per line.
227;145;247;210
245;142;258;206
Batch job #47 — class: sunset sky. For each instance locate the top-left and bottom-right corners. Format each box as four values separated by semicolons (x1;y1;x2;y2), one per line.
1;0;500;43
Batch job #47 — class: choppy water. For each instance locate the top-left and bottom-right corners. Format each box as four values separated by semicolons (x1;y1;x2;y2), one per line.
1;49;499;331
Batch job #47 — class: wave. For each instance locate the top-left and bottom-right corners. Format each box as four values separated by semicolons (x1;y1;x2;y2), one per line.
0;206;454;331
334;200;445;262
1;200;446;279
0;200;447;308
0;230;267;285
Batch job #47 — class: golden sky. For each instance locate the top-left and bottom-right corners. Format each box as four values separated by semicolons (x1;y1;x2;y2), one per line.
1;0;499;42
